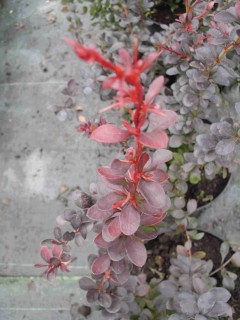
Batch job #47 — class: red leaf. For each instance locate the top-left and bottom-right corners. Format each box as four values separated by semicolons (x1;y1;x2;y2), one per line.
87;204;113;221
34;263;46;268
139;130;168;149
91;254;111;275
145;76;164;104
98;167;125;185
119;204;140;236
90;124;130;143
65;38;115;71
60;264;70;273
119;48;132;71
138;52;160;72
52;244;61;257
40;246;51;262
125;239;147;267
139;180;166;208
138;152;150;172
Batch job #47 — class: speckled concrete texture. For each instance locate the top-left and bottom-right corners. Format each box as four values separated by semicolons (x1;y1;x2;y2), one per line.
1;0;240;319
0;0;109;318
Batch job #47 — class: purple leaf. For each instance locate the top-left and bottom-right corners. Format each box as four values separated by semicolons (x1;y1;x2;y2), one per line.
106;298;121;314
140;211;166;226
125;239;147;267
136;284;150;297
103;217;122;241
148;149;173;169
150;169;168;184
108;238;126;261
138;180;166;208
91;254;111;275
79;277;97;290
75;233;84;247
207;302;231;317
94;233;111;248
86;289;99;304
87;204;113;221
139;201;162;215
98;167;125;185
63;231;75;242
114;269;131;285
88;254;98;267
115;287;127;298
148;110;178;131
99;293;112;308
215;139;235;156
111;260;126;275
236;2;240;20
214;11;236;22
119;205;140;236
97;192;120;211
111;159;131;174
54;227;62;241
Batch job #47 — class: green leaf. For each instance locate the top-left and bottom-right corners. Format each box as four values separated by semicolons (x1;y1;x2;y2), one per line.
193;251;206;259
187;217;198;229
61;0;73;3
189;231;205;241
189;173;201;185
231;252;240;267
220;241;230;263
173;152;185;165
82;6;88;14
139;225;155;233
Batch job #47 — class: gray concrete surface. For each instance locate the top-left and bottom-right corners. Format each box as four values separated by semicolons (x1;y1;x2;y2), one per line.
0;0;112;318
1;0;240;319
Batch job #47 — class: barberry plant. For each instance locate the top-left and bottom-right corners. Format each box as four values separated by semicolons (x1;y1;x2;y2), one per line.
35;40;179;316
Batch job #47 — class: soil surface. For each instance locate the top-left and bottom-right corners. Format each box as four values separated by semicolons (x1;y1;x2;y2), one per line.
186;170;231;207
148;1;185;25
145;232;240;319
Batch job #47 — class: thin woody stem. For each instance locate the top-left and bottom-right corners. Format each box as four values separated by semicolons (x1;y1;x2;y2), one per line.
186;231;192;259
185;0;190;13
210;256;232;276
206;36;240;73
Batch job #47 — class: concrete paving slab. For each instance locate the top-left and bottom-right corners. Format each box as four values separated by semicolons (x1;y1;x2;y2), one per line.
0;0;118;279
0;276;102;320
1;0;240;319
